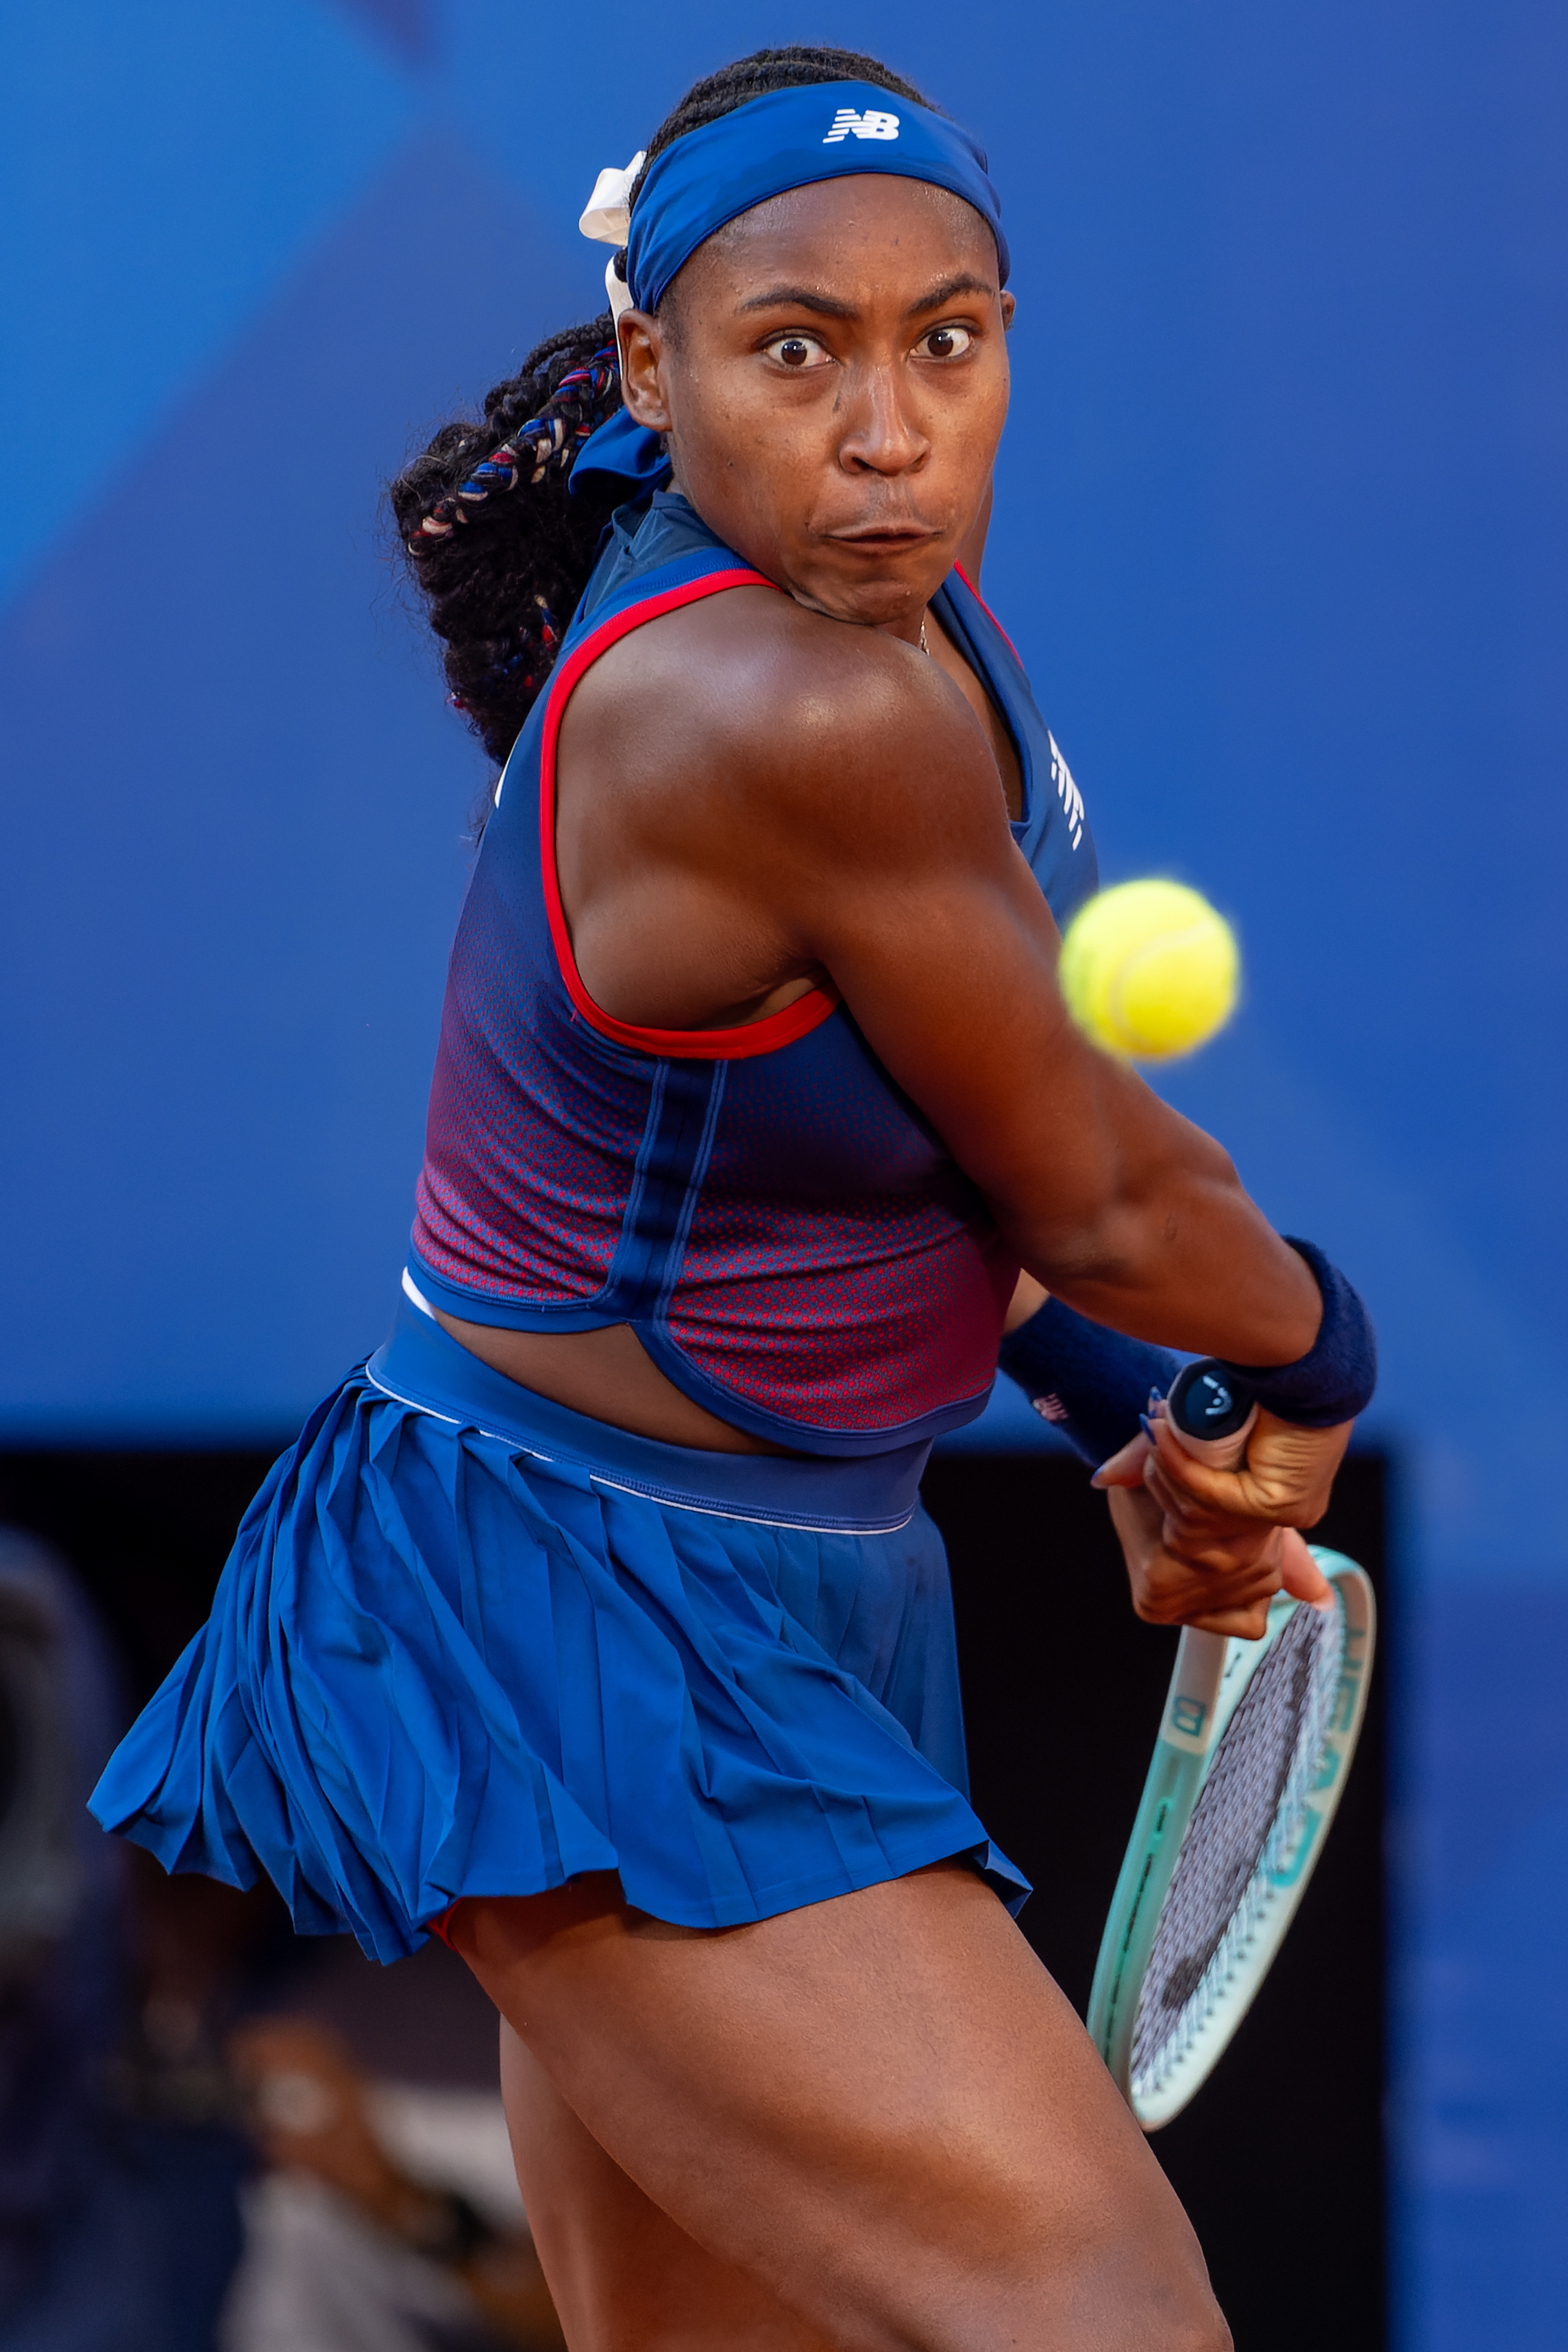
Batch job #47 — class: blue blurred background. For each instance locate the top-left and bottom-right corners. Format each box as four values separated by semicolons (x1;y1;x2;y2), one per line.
2;1;1563;2340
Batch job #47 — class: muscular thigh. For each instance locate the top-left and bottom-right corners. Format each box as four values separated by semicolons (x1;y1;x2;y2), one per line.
450;1865;1226;2352
502;2025;835;2351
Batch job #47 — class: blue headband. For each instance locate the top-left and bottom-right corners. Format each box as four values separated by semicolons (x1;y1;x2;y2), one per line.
628;81;1008;313
572;80;1009;502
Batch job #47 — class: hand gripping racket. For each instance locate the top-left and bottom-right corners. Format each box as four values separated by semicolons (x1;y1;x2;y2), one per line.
1086;1362;1376;2130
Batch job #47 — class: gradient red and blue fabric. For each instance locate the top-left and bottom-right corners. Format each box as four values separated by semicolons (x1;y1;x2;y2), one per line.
408;490;1099;1454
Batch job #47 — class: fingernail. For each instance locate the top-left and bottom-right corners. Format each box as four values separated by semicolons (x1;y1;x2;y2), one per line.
1139;1413;1157;1440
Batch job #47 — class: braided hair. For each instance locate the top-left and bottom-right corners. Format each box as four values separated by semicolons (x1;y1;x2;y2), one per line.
391;46;928;770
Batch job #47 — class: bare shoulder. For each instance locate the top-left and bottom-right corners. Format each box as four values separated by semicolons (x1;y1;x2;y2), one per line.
559;583;1008;864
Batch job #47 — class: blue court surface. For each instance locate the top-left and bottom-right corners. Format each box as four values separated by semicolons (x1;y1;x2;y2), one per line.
3;5;1565;2341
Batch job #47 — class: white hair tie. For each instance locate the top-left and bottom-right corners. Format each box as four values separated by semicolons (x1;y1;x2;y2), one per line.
579;153;645;323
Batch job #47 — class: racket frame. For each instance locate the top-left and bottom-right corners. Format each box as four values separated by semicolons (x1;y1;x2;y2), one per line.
1087;1549;1375;2130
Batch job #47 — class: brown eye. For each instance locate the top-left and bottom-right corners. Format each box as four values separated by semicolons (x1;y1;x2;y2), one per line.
919;325;975;360
765;332;830;369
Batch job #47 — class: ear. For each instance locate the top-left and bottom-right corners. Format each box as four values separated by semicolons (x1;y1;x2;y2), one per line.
617;311;672;432
1000;291;1016;330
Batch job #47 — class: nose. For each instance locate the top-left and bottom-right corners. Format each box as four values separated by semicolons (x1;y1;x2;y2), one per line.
835;358;929;477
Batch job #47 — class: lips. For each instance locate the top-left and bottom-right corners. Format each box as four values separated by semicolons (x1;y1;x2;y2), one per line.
826;525;937;552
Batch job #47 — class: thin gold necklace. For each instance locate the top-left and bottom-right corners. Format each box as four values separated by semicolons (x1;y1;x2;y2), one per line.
919;617;931;655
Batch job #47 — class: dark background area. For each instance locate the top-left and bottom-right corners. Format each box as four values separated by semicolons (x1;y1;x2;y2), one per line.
1;1441;1386;2351
925;1451;1388;2352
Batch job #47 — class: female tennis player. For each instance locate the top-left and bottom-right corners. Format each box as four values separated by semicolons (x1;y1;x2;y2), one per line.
93;47;1375;2351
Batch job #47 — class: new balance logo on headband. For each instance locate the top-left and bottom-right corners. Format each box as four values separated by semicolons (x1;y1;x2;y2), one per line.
823;108;901;144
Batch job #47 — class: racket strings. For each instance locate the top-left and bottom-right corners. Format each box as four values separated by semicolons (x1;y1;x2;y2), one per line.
1129;1597;1345;2098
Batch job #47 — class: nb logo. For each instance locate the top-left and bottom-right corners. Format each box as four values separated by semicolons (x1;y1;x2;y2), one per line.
824;108;901;143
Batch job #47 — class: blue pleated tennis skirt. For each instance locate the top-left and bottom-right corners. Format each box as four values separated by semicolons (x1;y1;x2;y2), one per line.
89;1300;1027;1962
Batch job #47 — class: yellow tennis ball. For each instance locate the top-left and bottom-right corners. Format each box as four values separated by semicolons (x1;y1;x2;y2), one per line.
1059;879;1240;1061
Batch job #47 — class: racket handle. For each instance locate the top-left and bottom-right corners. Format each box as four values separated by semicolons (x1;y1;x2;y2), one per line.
1164;1360;1258;1469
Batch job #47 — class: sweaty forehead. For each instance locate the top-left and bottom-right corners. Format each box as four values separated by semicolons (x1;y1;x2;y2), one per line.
674;177;1000;308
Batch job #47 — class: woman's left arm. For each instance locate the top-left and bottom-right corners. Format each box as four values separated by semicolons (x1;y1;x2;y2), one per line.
996;1277;1344;1634
1104;1481;1333;1641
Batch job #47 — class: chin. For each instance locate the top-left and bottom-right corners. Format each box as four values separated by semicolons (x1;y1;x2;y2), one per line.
826;578;932;630
806;550;934;613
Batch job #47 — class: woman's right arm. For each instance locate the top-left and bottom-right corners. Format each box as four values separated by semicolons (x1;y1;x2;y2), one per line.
760;632;1321;1369
559;591;1321;1373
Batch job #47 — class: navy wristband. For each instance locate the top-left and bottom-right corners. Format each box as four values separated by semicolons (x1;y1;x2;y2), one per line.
1174;1238;1376;1434
998;1297;1177;1469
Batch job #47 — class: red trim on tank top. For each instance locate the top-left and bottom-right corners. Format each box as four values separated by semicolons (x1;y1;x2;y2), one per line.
539;569;842;1061
952;563;1023;666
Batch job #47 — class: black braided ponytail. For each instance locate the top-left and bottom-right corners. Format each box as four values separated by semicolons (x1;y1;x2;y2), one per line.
391;47;928;770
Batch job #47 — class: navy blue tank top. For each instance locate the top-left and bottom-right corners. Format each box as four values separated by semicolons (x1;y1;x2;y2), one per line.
408;493;1098;1456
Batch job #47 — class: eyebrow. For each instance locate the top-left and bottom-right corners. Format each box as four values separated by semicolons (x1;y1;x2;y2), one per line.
735;271;998;321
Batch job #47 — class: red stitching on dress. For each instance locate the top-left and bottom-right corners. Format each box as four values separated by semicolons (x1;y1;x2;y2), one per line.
953;563;1023;665
539;570;841;1062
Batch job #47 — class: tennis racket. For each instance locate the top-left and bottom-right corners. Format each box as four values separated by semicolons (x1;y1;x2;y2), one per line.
1086;1362;1377;2131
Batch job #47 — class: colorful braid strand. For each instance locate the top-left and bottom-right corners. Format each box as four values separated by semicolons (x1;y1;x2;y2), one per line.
410;349;618;552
